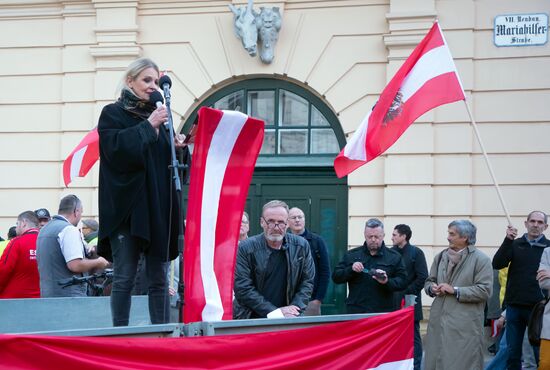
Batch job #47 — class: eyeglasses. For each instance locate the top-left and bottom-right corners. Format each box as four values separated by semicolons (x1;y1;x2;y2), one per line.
262;217;287;230
289;215;304;220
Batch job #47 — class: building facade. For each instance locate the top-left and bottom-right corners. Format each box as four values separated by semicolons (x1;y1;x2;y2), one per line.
1;0;549;311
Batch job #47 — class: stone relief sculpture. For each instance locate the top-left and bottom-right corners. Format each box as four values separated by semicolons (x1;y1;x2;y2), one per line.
256;6;282;64
229;0;258;57
228;0;282;64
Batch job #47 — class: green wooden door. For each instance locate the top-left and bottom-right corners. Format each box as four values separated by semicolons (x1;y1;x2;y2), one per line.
244;168;347;315
181;77;349;315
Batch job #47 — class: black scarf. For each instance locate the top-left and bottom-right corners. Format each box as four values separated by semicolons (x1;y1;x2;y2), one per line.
116;88;156;119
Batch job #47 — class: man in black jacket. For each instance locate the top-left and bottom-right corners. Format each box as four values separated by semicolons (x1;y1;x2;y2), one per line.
288;207;330;316
493;211;550;369
391;224;428;370
233;200;315;319
333;218;407;314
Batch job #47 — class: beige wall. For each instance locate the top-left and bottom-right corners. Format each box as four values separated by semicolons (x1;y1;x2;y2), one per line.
1;0;549;290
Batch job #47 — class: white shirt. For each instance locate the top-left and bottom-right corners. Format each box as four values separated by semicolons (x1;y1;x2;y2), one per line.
56;215;86;263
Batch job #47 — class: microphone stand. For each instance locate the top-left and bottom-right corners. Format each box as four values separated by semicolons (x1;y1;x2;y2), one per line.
162;82;187;325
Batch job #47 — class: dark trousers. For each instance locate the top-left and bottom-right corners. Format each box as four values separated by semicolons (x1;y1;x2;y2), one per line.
110;227;170;326
506;304;539;369
414;320;422;370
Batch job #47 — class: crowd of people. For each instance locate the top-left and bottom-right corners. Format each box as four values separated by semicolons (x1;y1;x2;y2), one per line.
233;203;550;370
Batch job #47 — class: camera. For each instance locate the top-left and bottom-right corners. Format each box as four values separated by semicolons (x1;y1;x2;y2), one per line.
364;268;386;279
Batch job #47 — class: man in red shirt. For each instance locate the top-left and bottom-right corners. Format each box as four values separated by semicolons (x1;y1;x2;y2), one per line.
0;211;40;298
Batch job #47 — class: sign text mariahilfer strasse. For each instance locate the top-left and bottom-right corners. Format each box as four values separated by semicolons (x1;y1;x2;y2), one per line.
494;13;548;47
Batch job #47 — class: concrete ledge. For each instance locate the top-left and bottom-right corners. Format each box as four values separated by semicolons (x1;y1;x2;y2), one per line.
0;296;150;334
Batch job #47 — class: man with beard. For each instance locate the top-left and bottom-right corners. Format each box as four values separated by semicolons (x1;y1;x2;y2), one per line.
332;218;407;313
233;200;315;319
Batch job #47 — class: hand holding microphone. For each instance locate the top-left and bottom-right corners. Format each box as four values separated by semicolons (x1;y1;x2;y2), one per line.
148;91;167;130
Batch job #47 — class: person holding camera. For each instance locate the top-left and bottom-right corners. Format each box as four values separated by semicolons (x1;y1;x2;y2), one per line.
332;218;407;314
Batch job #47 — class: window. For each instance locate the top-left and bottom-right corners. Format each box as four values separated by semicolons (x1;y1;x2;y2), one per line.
211;88;339;156
184;78;345;166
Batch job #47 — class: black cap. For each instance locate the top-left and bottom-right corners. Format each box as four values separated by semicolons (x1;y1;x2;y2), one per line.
34;208;51;220
7;226;16;239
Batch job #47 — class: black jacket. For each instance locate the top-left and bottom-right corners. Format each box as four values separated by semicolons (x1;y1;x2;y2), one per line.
391;243;428;321
233;233;315;319
97;103;185;262
298;229;330;301
333;242;407;313
493;234;550;307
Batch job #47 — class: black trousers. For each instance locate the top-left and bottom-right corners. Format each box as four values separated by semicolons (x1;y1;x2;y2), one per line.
109;226;170;326
414;320;422;370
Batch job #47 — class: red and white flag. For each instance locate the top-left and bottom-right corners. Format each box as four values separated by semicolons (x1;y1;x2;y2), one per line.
184;107;264;323
62;127;99;186
334;22;465;178
0;306;414;369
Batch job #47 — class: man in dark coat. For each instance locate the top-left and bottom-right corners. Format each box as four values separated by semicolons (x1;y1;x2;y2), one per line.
391;224;428;370
333;218;407;314
288;207;330;315
493;211;550;368
233;200;315;319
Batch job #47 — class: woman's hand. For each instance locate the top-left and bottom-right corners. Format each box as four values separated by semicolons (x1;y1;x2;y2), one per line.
175;133;188;149
148;106;168;130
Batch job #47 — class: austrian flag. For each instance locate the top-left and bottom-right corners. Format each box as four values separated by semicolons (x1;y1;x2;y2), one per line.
184;107;264;323
63;127;99;186
334;22;465;178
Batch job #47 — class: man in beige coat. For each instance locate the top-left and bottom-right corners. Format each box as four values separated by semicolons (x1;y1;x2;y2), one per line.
424;220;493;370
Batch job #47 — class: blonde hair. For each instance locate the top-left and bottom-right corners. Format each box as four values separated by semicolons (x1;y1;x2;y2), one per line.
116;58;160;97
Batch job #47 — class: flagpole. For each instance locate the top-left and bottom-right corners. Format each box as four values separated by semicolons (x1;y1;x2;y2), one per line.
463;100;513;226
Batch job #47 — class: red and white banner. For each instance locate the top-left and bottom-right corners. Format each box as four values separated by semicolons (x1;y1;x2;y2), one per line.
334;21;465;178
62;127;99;186
0;307;414;370
184;107;264;323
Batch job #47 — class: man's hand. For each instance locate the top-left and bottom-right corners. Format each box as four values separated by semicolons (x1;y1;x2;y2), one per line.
352;262;364;273
506;225;518;240
537;269;550;281
438;283;455;295
96;256;111;270
430;283;454;296
496;316;506;330
280;305;301;317
372;269;388;284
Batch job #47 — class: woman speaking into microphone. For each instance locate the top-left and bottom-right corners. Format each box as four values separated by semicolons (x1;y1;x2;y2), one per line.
97;58;186;326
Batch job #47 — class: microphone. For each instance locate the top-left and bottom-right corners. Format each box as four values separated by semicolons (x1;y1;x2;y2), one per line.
149;91;164;108
159;75;172;91
159;75;172;100
149;91;168;131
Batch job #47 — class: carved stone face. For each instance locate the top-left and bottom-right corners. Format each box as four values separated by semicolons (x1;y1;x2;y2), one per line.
260;8;275;28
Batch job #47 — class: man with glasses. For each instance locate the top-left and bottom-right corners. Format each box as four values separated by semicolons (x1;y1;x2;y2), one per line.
288;207;330;316
233;200;315;319
37;195;109;297
239;211;250;241
333;218;407;314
